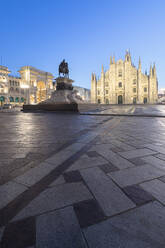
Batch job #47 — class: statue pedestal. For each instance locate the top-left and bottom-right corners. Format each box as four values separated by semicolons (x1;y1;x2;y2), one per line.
23;77;83;112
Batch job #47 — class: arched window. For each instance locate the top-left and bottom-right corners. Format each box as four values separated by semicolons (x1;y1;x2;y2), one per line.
16;88;19;93
144;87;147;92
106;90;108;94
98;99;101;104
97;90;100;95
133;79;136;85
118;82;122;88
133;88;136;93
10;87;14;92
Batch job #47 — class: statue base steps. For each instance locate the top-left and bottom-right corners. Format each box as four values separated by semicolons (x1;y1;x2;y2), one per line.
23;103;78;112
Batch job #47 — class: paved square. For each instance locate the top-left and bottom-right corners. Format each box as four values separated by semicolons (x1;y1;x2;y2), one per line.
1;107;165;247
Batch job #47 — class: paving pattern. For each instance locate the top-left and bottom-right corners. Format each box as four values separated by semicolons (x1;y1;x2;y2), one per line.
1;106;165;247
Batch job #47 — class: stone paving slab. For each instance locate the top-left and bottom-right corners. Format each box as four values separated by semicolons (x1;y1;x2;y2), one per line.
109;164;165;187
36;207;87;248
140;179;165;205
80;167;135;217
84;220;152;248
93;148;135;169
0;227;4;241
144;143;165;154
1;216;36;248
13;182;92;221
45;149;76;165
14;162;59;187
0;181;27;210
123;185;155;205
48;175;65;187
108;201;165;247
155;153;165;161
118;148;158;159
142;155;165;167
66;154;107;172
110;140;134;151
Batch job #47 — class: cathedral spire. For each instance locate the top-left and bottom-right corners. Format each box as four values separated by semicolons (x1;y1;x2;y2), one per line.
110;56;113;65
138;57;141;70
153;63;156;77
113;56;115;64
101;64;104;73
125;50;131;62
150;64;153;77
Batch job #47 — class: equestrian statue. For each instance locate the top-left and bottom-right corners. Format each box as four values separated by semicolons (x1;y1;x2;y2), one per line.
58;59;69;78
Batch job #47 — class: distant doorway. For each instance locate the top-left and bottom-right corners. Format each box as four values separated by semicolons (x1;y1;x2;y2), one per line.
118;95;123;104
143;97;147;104
133;97;137;104
106;99;109;104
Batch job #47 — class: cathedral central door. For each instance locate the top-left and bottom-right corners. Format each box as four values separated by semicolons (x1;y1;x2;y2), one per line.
118;95;123;104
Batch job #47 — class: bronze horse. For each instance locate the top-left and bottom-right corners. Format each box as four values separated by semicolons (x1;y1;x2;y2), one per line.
59;59;69;77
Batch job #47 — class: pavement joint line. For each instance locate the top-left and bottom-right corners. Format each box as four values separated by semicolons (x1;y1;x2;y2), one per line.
0;117;120;227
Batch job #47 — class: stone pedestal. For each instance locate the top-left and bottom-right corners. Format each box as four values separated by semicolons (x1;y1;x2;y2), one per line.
23;76;83;112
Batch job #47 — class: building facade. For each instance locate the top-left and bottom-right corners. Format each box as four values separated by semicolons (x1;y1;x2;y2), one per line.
91;52;158;104
73;86;90;102
0;65;54;105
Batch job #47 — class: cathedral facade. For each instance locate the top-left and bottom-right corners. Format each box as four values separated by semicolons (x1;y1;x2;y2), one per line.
91;52;158;104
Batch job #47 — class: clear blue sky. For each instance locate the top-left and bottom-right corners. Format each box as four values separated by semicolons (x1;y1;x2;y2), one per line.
1;0;165;89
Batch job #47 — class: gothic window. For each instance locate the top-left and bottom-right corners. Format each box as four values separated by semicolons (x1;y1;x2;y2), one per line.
106;90;108;94
133;88;136;93
133;79;136;85
98;99;101;104
118;82;122;88
15;88;19;93
118;70;122;77
98;90;100;95
144;87;147;92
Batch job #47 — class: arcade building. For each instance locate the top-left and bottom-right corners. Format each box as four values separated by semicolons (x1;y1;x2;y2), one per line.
0;65;54;105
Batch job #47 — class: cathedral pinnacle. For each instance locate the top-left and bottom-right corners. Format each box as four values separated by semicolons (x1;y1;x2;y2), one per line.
153;63;156;77
110;56;113;65
101;64;104;73
150;64;153;77
139;57;141;68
